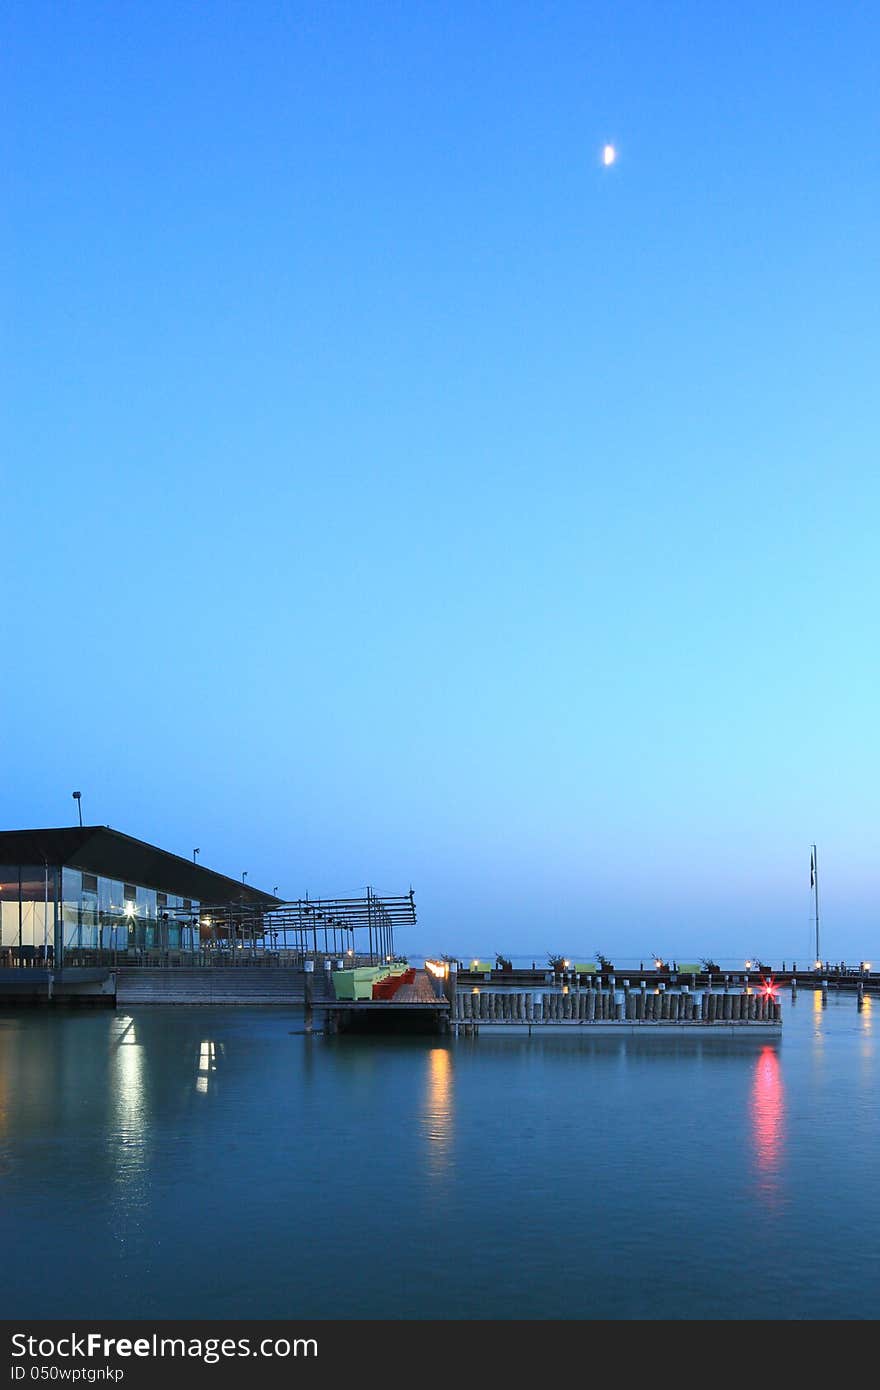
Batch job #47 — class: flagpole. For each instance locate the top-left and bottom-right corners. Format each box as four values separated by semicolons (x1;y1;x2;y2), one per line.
811;843;821;965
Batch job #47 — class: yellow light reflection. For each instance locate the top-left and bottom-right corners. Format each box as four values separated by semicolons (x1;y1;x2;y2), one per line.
421;1047;453;1182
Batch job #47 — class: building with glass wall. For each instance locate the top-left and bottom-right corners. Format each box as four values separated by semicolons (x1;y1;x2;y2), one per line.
0;827;279;965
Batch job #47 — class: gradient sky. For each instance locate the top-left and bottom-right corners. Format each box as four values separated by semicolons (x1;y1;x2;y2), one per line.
3;2;878;964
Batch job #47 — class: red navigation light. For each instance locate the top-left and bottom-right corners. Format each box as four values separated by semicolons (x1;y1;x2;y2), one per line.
760;975;778;999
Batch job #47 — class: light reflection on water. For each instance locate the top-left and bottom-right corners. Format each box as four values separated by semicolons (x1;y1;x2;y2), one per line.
113;1018;145;1141
0;990;877;1319
197;1040;216;1094
421;1046;453;1181
750;1046;783;1206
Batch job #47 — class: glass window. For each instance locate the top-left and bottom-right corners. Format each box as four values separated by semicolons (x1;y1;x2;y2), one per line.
81;879;98;946
137;887;156;948
19;865;53;955
121;884;137;947
62;867;83;950
98;877;124;950
0;867;19;949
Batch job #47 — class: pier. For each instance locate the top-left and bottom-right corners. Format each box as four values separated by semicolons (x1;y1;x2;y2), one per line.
447;964;782;1036
323;967;450;1033
450;983;781;1035
317;962;783;1036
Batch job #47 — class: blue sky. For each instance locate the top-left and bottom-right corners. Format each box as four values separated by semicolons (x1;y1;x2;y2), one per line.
3;2;878;963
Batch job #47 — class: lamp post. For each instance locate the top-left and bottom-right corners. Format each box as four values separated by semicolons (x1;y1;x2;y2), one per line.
72;791;83;827
193;848;200;864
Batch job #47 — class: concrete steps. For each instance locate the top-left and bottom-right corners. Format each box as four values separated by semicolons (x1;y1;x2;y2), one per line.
116;967;335;1006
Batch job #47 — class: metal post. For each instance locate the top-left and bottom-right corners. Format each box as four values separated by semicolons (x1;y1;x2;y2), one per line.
43;860;49;964
303;959;315;1033
811;843;821;964
367;886;374;964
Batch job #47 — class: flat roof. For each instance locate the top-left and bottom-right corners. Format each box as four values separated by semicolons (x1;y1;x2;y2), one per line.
0;827;280;908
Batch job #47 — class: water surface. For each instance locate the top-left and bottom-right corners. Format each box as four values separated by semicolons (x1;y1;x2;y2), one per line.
0;990;876;1319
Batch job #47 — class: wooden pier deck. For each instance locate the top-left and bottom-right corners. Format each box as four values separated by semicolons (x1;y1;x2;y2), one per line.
389;971;443;1004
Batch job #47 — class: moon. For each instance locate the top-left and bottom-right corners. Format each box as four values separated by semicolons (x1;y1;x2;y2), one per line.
602;144;617;166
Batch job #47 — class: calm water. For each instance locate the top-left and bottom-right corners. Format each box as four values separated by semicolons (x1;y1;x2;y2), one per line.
0;991;877;1320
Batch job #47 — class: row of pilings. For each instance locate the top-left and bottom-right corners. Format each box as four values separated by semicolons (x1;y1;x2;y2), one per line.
454;989;781;1024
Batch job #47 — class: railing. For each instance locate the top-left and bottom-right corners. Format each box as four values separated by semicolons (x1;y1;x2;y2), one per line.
57;947;385;969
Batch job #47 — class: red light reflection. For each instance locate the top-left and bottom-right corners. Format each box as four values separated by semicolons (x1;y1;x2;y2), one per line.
751;1045;784;1203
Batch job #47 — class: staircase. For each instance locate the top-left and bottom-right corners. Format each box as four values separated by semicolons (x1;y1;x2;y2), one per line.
116;967;336;1006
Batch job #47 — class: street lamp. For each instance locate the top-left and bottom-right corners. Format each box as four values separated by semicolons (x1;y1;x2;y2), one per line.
193;848;200;864
72;791;83;827
242;871;248;884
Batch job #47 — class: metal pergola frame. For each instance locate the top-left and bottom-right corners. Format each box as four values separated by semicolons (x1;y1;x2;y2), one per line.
200;886;416;964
